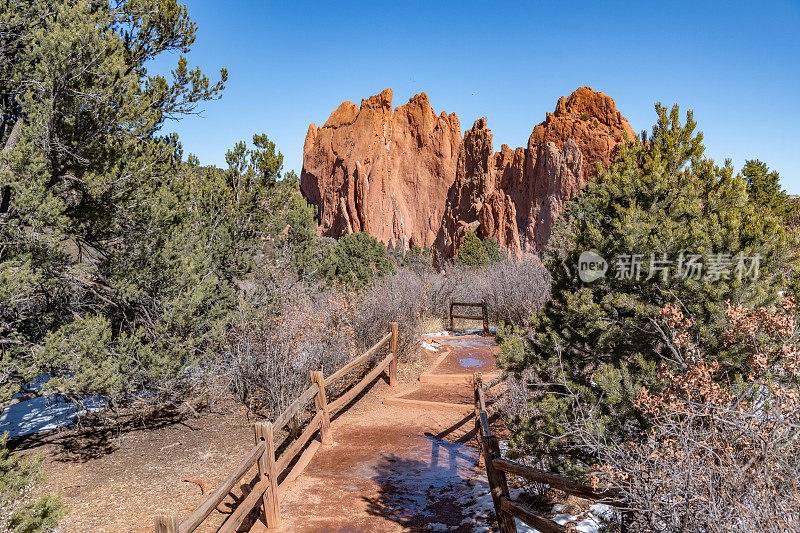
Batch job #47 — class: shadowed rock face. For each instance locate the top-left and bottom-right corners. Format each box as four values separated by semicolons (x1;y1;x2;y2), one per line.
301;86;634;260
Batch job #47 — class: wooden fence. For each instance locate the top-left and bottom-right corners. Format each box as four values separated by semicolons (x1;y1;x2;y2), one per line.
154;322;399;532
450;300;489;336
472;372;630;533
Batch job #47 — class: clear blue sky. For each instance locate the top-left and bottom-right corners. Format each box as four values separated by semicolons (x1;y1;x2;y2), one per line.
155;0;800;192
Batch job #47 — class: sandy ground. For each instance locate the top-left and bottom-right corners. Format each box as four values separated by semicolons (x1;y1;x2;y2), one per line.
18;403;259;532
277;402;491;532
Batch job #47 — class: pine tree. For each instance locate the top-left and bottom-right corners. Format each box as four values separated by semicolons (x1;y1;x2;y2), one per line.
285;191;320;278
741;159;797;223
320;232;395;290
457;231;489;268
0;0;229;409
0;434;64;532
483;237;501;264
501;104;795;473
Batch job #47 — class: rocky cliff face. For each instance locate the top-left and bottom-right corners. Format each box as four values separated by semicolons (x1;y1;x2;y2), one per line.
301;88;461;251
301;86;634;260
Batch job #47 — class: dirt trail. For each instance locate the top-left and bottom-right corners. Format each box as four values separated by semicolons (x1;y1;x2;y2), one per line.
28;334;504;532
270;334;506;533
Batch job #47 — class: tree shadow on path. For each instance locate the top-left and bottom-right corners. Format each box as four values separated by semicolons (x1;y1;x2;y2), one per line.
362;433;495;532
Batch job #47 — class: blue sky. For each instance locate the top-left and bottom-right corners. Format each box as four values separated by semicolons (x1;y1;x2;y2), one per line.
155;1;800;192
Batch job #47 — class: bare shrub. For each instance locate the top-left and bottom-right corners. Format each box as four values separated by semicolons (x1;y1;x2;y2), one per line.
350;268;432;359
562;300;800;532
213;254;550;421
215;261;436;417
215;262;354;418
442;256;550;327
482;257;550;325
352;256;550;350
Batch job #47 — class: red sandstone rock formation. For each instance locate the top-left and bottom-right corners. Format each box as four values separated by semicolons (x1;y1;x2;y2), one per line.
301;86;634;260
301;88;461;251
435;118;522;259
434;87;634;258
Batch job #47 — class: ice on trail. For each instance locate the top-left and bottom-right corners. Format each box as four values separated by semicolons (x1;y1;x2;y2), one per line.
465;327;500;335
422;329;501;338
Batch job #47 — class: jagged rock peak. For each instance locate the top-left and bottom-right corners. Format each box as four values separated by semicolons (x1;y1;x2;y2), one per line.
301;87;632;261
301;89;462;252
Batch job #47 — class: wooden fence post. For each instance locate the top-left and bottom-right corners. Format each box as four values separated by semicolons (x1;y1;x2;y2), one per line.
254;422;281;528
153;511;179;533
481;299;489;336
482;434;517;533
449;301;454;331
310;371;332;444
473;372;484;467
473;372;483;416
389;322;398;387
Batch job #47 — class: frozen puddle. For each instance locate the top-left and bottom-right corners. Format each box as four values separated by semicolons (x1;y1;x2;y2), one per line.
439;338;495;349
458;357;485;368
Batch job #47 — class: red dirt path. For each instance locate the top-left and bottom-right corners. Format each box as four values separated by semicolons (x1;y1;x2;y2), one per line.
26;335;504;532
271;334;505;532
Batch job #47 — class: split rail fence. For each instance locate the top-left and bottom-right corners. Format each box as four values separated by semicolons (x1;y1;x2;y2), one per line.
154;322;399;533
450;299;489;336
472;372;630;533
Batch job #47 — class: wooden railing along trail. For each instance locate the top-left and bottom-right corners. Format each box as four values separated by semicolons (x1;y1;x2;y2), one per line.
154;322;399;532
472;372;630;533
450;299;489;336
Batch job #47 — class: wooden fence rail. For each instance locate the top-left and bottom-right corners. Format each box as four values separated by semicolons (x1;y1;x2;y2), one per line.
450;300;489;336
472;372;630;533
154;322;399;532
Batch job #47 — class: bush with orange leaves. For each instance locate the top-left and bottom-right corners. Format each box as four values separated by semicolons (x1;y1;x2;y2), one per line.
565;299;800;532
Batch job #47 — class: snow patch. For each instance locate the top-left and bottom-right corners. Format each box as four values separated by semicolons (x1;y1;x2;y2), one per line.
551;503;618;533
0;394;103;438
422;331;451;337
457;468;542;532
514;518;541;533
454;447;617;533
421;340;441;352
0;375;104;438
